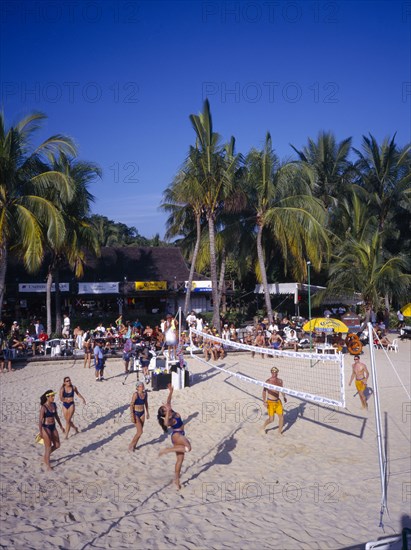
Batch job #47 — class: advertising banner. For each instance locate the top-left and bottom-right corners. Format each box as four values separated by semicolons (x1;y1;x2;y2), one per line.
19;283;70;293
78;282;119;294
134;281;167;291
185;281;212;292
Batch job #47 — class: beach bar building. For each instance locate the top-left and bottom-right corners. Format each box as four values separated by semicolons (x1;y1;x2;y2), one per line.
5;247;214;320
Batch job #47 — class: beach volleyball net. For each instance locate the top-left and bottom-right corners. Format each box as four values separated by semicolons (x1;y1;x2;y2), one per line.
189;328;345;408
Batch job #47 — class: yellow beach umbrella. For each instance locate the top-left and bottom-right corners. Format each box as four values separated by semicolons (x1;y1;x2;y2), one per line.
400;303;411;317
303;317;349;333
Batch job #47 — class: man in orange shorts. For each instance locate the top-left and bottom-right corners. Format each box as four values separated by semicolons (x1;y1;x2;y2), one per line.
261;366;287;435
349;356;369;409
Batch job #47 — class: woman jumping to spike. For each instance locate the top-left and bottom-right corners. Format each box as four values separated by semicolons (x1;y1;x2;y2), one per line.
39;389;64;470
129;381;149;452
59;376;86;439
157;384;191;489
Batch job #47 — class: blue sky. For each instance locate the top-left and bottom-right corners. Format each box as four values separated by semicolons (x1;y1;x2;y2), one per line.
1;0;410;238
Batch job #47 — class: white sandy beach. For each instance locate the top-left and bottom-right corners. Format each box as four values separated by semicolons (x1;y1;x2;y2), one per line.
0;341;410;550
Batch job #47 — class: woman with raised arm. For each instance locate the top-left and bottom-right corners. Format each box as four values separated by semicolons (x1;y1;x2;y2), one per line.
129;382;149;452
39;389;64;470
59;376;86;438
157;384;191;489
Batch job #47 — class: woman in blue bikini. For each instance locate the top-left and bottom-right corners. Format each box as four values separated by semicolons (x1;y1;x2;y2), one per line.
59;377;86;439
157;384;191;489
129;382;149;452
39;390;64;470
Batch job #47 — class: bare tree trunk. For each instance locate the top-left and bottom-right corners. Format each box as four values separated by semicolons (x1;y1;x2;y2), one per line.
256;223;273;324
54;268;62;335
384;293;390;311
208;214;220;331
46;270;53;336
184;213;201;316
218;249;226;311
0;245;7;317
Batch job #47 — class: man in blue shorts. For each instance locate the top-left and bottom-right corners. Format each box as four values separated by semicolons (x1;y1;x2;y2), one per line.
93;339;105;381
269;331;284;350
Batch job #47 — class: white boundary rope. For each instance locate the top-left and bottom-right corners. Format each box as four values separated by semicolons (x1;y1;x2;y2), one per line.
372;329;411;400
189;328;345;408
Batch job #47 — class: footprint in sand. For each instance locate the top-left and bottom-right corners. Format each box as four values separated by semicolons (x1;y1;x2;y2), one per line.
271;444;308;457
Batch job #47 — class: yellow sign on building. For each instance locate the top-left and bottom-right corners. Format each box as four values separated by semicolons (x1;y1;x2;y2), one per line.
134;281;167;291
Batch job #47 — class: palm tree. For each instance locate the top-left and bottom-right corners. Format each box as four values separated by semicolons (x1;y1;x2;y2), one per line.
353;134;411;310
0;112;75;316
244;133;329;323
43;153;101;334
328;231;410;309
189;100;239;329
353;133;411;233
243;133;279;322
332;189;376;243
290;131;354;215
161;157;205;316
190;212;242;313
90;214;152;247
90;215;123;246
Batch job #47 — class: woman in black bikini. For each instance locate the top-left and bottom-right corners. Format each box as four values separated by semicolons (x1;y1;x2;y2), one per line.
59;377;86;439
157;384;191;489
129;382;149;452
39;389;64;471
83;330;92;369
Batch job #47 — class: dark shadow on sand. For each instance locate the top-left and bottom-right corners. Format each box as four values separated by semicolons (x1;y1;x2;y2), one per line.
182;411;199;426
189;369;221;385
58;410;201;465
55;422;134;466
363;386;374;402
283;399;368;438
184;426;240;485
80;404;130;433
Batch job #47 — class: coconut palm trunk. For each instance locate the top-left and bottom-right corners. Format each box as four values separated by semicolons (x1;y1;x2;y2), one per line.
218;248;226;311
0;245;7;315
46;270;53;336
256;221;273;324
0;112;75;320
384;294;390;312
208;214;220;330
54;268;62;335
183;212;202;316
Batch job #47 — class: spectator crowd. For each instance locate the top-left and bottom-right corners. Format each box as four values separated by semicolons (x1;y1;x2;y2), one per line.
0;304;405;372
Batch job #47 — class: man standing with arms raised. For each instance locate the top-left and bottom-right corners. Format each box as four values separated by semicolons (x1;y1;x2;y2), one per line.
261;366;287;435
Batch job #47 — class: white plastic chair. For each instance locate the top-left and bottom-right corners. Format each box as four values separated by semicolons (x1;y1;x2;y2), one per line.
45;339;61;357
132;351;159;374
387;338;399;353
